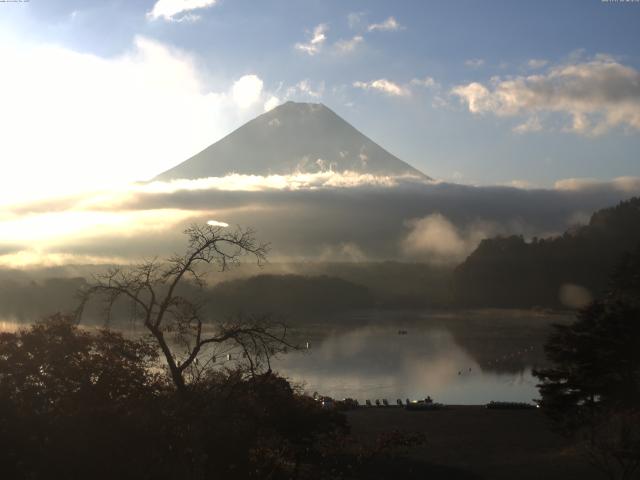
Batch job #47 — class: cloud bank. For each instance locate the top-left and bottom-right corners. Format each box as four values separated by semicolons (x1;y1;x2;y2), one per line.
2;172;639;267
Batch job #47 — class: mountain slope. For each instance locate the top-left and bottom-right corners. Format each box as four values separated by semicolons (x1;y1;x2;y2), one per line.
154;101;429;180
453;197;640;308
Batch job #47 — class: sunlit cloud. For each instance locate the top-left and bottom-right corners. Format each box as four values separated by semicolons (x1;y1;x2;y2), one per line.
147;0;217;22
367;17;403;32
1;169;638;268
410;77;438;88
207;220;229;228
335;35;364;53
512;116;542;134
0;207;197;267
0;34;273;206
353;79;410;97
554;176;640;192
452;55;640;135
527;58;548;69
294;24;328;56
0;172;429;266
285;79;325;99
505;180;536;189
232;75;264;109
402;213;498;264
264;96;280;112
139;171;427;193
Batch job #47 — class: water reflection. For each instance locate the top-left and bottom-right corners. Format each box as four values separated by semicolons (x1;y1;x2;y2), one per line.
274;324;541;405
1;310;567;405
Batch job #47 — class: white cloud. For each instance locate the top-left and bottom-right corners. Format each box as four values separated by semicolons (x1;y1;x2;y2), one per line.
512;116;542;134
367;16;403;32
410;77;438;88
264;96;280;112
464;58;485;68
451;82;493;112
527;58;548;69
100;172;430;199
207;220;229;227
294;24;328;56
451;56;640;135
505;179;535;189
402;213;496;264
353;79;410;96
335;35;364;53
232;74;264;109
0;34;271;206
554;176;640;193
147;0;217;22
286;79;324;99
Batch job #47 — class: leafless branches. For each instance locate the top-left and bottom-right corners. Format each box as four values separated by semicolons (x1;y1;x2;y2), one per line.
75;224;294;392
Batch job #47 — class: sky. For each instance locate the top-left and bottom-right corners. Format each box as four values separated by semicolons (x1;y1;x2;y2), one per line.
1;0;640;266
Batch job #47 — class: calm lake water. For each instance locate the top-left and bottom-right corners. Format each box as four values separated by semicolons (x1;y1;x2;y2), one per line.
1;309;572;405
272;310;570;405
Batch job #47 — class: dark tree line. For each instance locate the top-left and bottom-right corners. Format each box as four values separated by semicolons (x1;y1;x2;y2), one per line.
454;197;640;308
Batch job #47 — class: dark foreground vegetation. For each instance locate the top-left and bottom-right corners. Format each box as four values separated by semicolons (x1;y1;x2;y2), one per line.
0;216;638;479
534;247;640;479
0;316;349;479
0;224;428;479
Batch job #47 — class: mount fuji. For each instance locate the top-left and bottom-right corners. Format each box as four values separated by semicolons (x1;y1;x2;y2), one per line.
154;101;428;181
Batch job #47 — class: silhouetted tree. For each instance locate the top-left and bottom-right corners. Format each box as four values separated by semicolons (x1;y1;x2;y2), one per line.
535;248;640;479
0;314;166;479
76;224;295;392
0;315;349;479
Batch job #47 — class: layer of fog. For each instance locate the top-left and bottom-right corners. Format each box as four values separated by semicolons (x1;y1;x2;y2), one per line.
274;316;548;404
1;172;639;267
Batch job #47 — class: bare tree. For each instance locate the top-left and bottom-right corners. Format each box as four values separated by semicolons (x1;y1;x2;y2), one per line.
76;224;295;392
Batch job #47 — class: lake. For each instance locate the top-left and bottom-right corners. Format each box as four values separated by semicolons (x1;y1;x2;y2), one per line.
273;309;571;405
1;309;573;405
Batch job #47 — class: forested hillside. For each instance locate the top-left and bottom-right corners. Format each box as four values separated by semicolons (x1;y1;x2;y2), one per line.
454;197;640;307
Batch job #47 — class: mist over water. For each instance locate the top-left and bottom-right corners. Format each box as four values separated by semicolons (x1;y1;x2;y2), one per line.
273;310;557;405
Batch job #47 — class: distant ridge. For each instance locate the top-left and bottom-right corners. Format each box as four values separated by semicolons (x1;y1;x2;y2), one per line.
154;101;429;181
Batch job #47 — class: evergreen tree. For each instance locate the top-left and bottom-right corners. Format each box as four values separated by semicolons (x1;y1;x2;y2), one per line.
535;248;640;479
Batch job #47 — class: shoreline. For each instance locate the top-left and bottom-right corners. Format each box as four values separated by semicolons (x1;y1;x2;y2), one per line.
345;405;599;479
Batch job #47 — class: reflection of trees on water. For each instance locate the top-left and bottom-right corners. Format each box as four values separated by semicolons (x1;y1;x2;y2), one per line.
272;311;565;403
414;309;573;375
283;309;570;376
